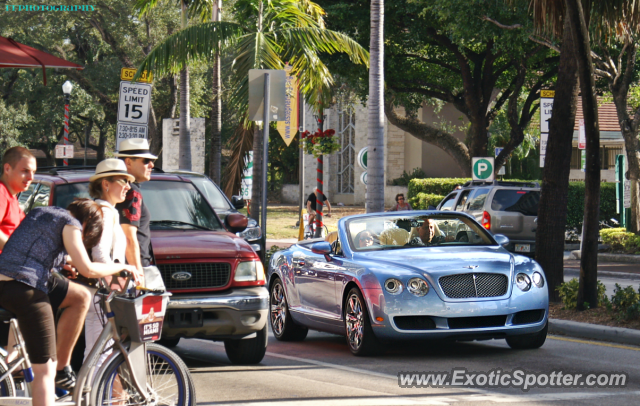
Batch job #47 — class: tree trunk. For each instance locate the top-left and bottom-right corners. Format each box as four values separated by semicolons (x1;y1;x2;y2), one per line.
250;125;262;222
565;0;601;310
367;0;385;213
535;15;580;303
178;2;191;171
209;0;223;184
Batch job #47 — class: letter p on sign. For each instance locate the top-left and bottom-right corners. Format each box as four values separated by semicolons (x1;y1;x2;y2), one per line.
472;157;495;181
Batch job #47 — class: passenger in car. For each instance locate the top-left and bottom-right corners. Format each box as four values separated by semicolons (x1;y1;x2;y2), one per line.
355;230;376;248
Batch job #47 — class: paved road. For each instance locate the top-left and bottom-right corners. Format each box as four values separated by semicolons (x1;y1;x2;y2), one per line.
173;328;640;405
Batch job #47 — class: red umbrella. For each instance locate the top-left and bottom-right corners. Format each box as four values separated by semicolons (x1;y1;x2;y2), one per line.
0;35;83;85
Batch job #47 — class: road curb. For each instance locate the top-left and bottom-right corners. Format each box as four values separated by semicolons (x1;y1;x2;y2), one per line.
549;318;640;346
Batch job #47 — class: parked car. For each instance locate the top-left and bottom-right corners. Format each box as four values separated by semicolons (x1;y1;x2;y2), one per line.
436;180;540;255
268;211;548;356
21;167;268;364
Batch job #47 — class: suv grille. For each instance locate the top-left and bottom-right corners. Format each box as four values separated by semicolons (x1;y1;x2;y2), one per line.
158;263;231;290
439;273;508;299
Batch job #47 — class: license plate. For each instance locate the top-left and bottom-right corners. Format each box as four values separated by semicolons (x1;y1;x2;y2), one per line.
167;309;203;328
515;244;531;252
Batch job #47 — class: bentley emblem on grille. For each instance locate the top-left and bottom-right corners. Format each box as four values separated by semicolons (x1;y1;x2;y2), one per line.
171;272;192;281
463;265;479;269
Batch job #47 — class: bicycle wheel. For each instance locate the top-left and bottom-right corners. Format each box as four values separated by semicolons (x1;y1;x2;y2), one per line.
93;343;193;406
0;358;15;397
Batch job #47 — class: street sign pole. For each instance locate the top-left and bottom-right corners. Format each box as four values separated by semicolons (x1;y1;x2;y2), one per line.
261;73;270;242
63;93;70;166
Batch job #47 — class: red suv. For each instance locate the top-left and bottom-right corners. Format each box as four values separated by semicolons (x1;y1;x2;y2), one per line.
21;167;268;364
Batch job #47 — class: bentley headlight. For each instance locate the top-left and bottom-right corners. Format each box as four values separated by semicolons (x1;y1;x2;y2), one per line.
532;272;544;288
515;273;532;292
384;278;403;295
407;278;429;297
237;220;262;241
235;261;265;282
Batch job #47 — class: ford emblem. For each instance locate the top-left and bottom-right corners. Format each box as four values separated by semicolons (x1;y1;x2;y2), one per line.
171;272;192;281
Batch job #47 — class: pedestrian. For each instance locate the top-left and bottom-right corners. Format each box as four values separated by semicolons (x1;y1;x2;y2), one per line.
0;199;138;406
0;146;92;392
114;139;159;285
84;159;135;371
305;191;332;233
388;193;412;211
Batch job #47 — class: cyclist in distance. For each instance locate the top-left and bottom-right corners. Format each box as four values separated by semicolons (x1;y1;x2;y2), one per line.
0;199;138;406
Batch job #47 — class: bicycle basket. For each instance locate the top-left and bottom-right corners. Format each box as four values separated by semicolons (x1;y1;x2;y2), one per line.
110;292;171;342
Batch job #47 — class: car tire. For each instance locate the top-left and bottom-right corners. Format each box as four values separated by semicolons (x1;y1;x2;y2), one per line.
344;287;380;356
223;325;268;364
158;337;181;348
506;321;548;350
269;278;308;341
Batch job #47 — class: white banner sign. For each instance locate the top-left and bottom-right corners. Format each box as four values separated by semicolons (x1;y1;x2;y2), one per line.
539;133;548;168
118;81;152;125
624;180;631;209
578;119;586;149
240;152;254;199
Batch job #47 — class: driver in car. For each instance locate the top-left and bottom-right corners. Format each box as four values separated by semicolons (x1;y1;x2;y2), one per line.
408;218;446;246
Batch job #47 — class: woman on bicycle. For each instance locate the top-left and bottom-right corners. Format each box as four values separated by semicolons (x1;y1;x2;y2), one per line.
0;199;138;406
85;159;138;371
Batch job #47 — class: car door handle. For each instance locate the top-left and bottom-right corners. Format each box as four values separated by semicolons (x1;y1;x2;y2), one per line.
292;258;305;267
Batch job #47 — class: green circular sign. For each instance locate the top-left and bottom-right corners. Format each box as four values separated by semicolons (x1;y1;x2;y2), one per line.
357;147;368;170
473;158;493;179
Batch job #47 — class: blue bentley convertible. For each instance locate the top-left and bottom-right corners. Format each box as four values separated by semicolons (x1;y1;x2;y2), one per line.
267;211;549;356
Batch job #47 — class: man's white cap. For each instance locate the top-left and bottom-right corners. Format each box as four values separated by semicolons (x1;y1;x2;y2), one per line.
115;139;158;160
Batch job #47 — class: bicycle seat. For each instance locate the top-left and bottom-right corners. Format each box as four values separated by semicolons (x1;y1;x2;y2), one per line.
0;308;15;322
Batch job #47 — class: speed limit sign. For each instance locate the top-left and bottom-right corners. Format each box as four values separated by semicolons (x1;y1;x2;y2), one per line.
118;81;151;125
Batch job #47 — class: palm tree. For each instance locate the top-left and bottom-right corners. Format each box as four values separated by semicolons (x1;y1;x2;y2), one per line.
530;0;640;307
135;0;368;222
367;0;384;214
135;0;215;171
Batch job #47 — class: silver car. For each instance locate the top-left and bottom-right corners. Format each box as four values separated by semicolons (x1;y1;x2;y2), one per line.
437;181;540;255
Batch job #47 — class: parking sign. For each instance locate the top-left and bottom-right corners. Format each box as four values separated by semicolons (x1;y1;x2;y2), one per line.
472;157;495;181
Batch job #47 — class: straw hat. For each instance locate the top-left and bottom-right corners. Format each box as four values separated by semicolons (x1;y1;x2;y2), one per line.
114;138;158;159
89;159;136;183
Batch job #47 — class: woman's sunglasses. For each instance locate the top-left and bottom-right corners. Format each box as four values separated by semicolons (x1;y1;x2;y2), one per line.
112;179;131;186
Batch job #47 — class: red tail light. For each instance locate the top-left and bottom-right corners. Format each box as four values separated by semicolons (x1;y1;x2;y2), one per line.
482;211;491;230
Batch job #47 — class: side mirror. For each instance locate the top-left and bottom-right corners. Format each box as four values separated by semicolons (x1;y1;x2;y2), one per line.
225;213;248;233
231;195;245;209
494;234;510;247
311;241;333;262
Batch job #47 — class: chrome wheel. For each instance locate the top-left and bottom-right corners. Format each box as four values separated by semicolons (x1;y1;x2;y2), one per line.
270;281;287;337
345;293;364;351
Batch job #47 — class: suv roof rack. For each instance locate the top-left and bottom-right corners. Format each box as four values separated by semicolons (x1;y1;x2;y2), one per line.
462;180;540;188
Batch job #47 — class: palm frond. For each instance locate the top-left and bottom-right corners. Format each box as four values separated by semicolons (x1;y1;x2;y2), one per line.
277;27;369;67
134;22;246;80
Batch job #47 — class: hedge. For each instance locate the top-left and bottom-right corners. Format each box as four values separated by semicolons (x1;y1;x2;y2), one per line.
408;178;619;228
409;193;446;209
600;228;640;254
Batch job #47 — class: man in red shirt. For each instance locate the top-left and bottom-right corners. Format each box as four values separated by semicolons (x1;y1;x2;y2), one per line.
0;147;90;391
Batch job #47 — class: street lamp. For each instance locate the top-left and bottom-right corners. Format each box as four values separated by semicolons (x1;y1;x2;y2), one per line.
62;80;73;166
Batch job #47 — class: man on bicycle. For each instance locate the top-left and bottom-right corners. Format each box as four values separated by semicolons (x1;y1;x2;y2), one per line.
0;147;91;391
305;191;331;233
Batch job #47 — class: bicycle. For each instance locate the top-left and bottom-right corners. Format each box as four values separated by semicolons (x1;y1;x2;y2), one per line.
303;215;329;240
0;272;195;406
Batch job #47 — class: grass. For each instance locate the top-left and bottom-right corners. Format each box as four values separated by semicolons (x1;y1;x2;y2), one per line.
239;205;365;239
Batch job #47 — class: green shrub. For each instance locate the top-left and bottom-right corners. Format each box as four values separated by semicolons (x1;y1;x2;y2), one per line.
408;178;471;199
556;278;607;309
624;234;640;254
600;228;633;251
410;193;446;210
611;284;640;314
391;167;427;186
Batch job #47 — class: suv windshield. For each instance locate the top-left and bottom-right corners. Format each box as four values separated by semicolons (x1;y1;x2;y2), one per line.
491;190;540;216
53;180;223;230
188;177;232;211
346;213;495;252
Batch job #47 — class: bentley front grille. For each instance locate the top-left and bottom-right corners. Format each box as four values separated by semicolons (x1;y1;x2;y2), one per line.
157;263;231;290
439;273;508;299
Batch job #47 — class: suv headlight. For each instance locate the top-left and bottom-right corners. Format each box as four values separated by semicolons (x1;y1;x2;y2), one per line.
515;273;532;291
237;219;262;241
407;278;429;297
234;261;265;282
